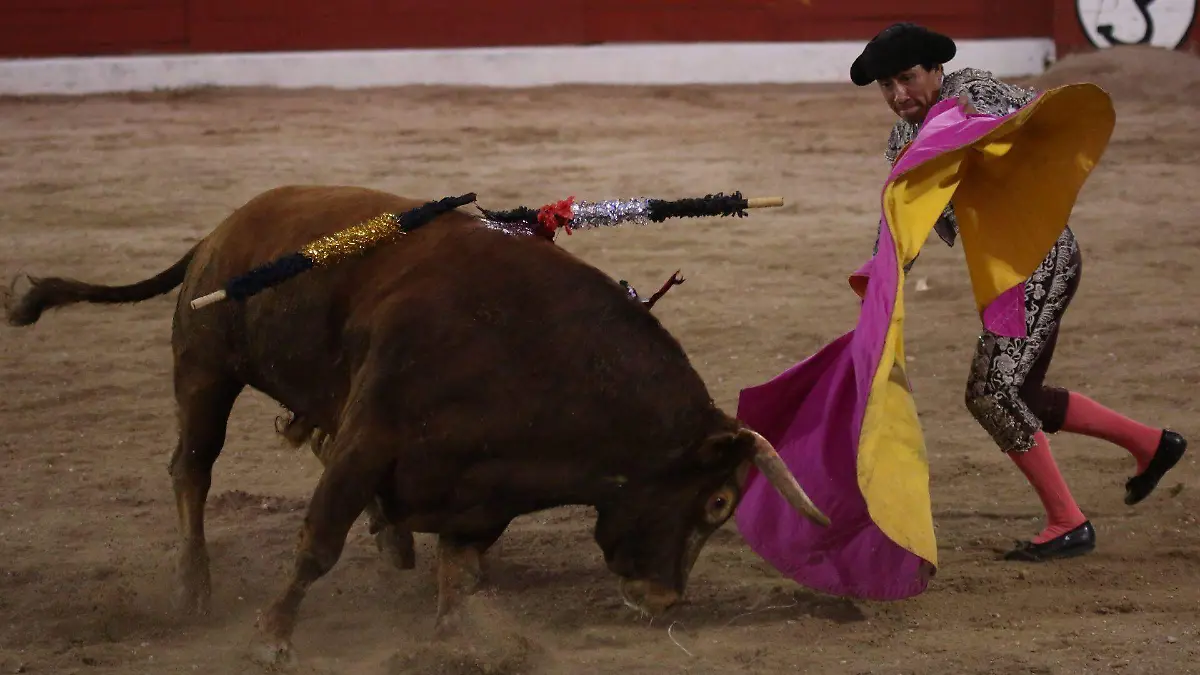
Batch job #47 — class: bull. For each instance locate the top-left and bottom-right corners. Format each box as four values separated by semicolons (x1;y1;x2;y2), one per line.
4;185;828;665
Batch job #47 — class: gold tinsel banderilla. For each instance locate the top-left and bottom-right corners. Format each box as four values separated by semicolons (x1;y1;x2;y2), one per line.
188;192;477;310
299;213;402;267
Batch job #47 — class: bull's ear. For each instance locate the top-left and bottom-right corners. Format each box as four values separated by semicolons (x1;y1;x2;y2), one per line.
696;429;756;468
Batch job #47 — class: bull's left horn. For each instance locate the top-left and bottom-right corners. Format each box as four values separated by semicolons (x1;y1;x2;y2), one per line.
748;430;830;527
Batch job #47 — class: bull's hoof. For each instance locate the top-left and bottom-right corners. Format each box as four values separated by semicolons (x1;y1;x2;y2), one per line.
251;608;300;669
433;607;466;640
172;586;212;617
248;638;297;670
175;548;212;616
375;528;417;571
172;570;212;617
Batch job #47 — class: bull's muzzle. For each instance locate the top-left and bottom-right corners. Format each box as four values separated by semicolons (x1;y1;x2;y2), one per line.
618;578;681;617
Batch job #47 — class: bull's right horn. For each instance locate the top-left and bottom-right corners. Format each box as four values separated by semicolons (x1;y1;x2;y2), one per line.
748;430;831;527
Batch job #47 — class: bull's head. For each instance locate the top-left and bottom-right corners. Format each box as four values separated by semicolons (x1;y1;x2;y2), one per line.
592;426;827;617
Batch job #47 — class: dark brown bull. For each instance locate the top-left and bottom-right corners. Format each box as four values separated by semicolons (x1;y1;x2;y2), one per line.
5;185;828;665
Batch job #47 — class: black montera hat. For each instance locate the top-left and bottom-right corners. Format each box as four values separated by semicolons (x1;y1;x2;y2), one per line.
850;23;956;86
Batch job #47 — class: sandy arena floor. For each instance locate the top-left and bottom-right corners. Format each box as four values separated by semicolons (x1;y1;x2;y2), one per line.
1;46;1198;674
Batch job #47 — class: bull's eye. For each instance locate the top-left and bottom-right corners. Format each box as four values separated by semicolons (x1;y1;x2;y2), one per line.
705;489;735;524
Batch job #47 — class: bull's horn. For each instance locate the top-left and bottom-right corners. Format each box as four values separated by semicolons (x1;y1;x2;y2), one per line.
748;430;831;527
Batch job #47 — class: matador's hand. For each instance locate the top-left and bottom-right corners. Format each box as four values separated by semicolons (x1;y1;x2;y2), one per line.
957;93;979;116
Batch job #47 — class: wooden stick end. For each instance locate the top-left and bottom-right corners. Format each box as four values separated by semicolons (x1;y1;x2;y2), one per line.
746;197;785;208
189;289;227;310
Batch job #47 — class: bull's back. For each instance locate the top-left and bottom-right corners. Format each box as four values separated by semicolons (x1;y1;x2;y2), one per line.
183;185;437;293
173;185;482;426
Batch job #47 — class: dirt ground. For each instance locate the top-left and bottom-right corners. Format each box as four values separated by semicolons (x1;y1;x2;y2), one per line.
1;45;1198;675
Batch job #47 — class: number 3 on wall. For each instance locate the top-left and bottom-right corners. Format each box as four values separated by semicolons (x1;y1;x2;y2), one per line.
1075;0;1197;49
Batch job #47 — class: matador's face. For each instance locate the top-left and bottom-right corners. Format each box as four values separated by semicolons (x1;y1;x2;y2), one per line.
877;65;944;125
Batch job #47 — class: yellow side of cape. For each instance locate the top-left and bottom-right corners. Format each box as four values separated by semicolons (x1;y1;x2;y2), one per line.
855;84;1116;569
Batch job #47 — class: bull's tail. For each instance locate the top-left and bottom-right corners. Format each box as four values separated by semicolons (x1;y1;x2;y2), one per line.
4;244;199;327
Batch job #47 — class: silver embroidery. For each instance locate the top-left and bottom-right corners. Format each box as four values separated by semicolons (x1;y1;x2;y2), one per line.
879;68;1040;255
884;68;1039;164
964;229;1079;453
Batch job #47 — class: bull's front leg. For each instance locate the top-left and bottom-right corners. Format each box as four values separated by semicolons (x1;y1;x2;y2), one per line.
434;536;483;635
250;436;388;667
433;524;509;636
294;418;417;571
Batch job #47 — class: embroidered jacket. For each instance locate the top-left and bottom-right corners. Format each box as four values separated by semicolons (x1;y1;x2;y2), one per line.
875;68;1040;270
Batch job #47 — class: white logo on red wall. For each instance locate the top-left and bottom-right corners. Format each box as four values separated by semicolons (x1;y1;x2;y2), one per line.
1076;0;1197;49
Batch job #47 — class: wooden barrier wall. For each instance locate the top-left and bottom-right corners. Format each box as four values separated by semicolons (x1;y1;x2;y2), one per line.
3;0;1194;61
2;0;1052;59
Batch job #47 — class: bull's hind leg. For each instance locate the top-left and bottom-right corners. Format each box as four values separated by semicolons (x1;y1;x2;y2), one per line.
251;431;389;666
167;367;243;616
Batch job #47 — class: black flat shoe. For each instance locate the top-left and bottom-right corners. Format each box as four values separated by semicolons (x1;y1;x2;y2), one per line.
1125;430;1188;506
1003;521;1096;562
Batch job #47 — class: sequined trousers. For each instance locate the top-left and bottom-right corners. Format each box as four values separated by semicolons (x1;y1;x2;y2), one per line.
965;227;1081;453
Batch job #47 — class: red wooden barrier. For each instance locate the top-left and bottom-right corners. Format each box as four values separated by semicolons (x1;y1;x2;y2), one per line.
12;0;1199;62
0;0;1053;59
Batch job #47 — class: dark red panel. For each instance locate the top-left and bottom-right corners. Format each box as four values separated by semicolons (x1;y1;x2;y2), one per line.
194;0;371;21
979;1;1054;38
0;5;187;58
579;0;1053;44
187;0;586;52
2;0;177;9
582;3;1053;45
581;8;776;44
